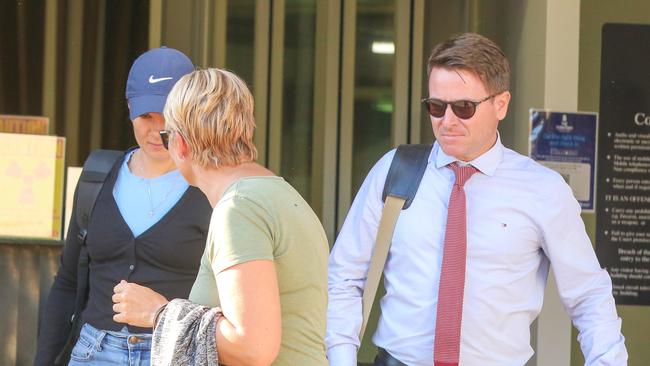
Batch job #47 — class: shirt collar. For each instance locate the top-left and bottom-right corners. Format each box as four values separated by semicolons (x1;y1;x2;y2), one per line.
432;132;503;176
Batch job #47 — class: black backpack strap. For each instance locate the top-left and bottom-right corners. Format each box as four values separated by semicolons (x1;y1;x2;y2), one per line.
75;149;124;233
359;143;432;342
55;149;122;365
382;144;433;209
74;149;121;309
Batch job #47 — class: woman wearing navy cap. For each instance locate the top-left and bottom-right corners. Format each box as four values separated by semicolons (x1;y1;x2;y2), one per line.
34;47;212;366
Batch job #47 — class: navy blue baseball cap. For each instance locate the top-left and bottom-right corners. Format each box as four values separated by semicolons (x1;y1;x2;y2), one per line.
125;47;194;120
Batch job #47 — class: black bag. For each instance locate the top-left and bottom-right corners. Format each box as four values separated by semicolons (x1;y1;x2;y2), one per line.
54;149;122;365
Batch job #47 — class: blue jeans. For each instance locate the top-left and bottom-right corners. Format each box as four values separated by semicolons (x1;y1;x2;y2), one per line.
68;323;152;365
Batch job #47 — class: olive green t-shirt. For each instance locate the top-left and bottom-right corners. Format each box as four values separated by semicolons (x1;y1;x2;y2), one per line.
189;177;329;366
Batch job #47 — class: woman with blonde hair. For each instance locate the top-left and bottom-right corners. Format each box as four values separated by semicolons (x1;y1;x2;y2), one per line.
113;68;329;366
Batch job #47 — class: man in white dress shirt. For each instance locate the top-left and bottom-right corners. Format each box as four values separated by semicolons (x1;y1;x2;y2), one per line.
326;33;627;366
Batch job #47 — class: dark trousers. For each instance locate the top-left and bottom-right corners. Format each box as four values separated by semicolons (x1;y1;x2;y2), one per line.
373;348;407;366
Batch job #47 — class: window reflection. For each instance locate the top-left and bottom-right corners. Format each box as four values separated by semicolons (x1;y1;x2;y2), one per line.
226;0;256;86
352;0;395;195
0;1;44;115
280;0;317;201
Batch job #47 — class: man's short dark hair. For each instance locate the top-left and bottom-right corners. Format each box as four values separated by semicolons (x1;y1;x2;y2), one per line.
427;33;510;95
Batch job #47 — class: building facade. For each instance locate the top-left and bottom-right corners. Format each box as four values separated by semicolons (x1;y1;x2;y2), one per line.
1;0;649;365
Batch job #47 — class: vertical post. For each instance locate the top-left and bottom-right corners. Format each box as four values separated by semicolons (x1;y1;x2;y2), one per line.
535;0;580;365
149;0;163;48
200;0;211;67
312;0;341;243
465;0;482;31
42;0;59;133
267;0;285;174
543;0;580;109
204;0;227;68
337;0;357;230
64;0;84;165
392;0;410;147
409;0;425;144
90;0;107;150
215;0;228;68
253;0;270;166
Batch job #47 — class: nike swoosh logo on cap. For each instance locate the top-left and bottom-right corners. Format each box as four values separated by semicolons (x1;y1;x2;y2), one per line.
149;75;173;83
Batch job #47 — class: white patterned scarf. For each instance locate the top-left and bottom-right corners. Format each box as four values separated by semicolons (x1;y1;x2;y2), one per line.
151;299;222;366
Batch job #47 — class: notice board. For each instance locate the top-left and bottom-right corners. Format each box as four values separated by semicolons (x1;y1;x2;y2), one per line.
0;133;65;240
529;109;598;211
596;23;650;306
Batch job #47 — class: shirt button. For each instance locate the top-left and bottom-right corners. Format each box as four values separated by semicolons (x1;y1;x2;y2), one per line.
129;264;134;271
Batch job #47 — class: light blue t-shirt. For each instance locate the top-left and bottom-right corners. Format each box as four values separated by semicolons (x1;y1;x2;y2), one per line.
112;150;189;237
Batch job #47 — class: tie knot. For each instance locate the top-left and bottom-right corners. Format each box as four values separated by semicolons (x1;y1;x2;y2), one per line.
448;162;479;187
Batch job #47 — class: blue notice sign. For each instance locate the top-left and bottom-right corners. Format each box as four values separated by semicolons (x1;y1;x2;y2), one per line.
529;109;598;211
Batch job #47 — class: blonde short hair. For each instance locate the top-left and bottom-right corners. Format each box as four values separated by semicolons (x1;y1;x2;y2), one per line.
164;68;257;168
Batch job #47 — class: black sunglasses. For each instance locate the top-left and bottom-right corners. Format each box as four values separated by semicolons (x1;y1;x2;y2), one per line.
421;93;498;120
159;130;174;150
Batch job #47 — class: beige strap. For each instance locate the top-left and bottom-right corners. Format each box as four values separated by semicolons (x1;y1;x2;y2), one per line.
359;195;406;341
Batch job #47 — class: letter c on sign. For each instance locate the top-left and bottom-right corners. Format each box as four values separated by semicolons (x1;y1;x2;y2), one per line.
635;113;650;126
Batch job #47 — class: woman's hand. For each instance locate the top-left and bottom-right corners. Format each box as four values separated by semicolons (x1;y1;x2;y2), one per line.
112;280;168;328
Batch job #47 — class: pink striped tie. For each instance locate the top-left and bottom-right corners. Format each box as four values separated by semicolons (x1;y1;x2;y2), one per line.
434;162;478;366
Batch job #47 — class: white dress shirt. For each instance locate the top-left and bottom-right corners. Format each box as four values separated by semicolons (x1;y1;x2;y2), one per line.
326;137;627;366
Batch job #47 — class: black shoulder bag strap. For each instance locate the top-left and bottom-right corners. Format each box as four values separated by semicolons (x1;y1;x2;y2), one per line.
358;144;432;342
55;149;122;365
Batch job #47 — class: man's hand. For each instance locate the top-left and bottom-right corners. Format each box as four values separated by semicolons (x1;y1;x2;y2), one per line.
112;280;168;328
